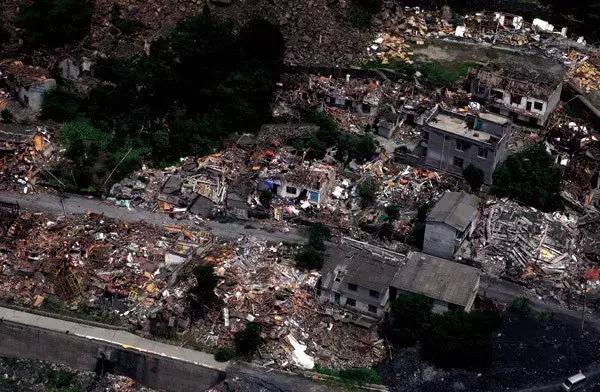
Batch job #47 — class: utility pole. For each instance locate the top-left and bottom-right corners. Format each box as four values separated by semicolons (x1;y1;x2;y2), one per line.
581;281;587;336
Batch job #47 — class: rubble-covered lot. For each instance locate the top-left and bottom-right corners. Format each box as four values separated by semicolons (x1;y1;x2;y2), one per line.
0;356;154;392
0;211;383;370
456;196;600;307
379;310;600;392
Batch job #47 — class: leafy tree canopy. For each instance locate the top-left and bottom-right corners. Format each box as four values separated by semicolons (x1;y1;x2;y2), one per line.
15;0;93;48
492;144;562;212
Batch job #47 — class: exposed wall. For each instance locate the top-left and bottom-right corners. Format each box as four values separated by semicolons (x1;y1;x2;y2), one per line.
423;222;457;259
0;309;225;392
320;285;388;318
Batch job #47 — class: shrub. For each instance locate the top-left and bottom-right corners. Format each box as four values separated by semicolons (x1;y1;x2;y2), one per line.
214;347;235;362
357;178;378;207
338;367;382;385
1;109;13;123
259;190;274;208
15;0;93;48
307;222;331;251
295;245;325;270
463;164;485;191
235;323;262;356
384;204;400;221
188;265;219;312
492;144;562;212
509;297;531;314
42;87;82;122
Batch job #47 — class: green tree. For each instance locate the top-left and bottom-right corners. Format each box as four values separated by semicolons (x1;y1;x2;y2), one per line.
337;133;377;165
377;222;394;241
259;190;274;208
406;202;431;249
188;265;219;313
348;0;383;28
307;222;332;251
1;109;14;123
420;310;500;369
385;293;433;347
463;164;485;192
15;0;93;48
42;87;82;122
492;144;562;212
295;246;325;270
235;323;262;356
384;204;400;221
357;178;378;207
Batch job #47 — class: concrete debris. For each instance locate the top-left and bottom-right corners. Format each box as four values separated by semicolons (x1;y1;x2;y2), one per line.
457;198;591;306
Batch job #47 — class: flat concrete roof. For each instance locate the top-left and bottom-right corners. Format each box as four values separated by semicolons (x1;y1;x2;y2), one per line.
0;307;226;371
427;113;492;143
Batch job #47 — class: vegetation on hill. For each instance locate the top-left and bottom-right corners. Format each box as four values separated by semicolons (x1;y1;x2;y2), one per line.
43;12;285;194
15;0;93;48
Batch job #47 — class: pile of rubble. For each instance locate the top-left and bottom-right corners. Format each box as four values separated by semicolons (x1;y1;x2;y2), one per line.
110;147;249;217
193;238;384;369
461;198;587;304
567;51;600;93
369;33;412;64
0;125;56;193
0;210;383;369
0;356;155;392
0;212;211;328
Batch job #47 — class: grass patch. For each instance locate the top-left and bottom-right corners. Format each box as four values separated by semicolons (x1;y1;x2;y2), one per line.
362;58;417;76
315;365;382;385
361;57;474;88
420;61;476;88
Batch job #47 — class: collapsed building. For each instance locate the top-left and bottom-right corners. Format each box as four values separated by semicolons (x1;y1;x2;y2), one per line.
258;158;336;206
470;61;566;126
0;60;56;112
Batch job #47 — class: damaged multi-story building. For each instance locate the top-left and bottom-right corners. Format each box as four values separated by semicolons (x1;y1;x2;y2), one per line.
319;245;480;320
414;105;511;184
0;60;56;111
470;61;566;126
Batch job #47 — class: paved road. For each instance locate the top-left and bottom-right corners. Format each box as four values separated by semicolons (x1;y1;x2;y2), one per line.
480;275;600;331
0;191;303;244
516;368;600;392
